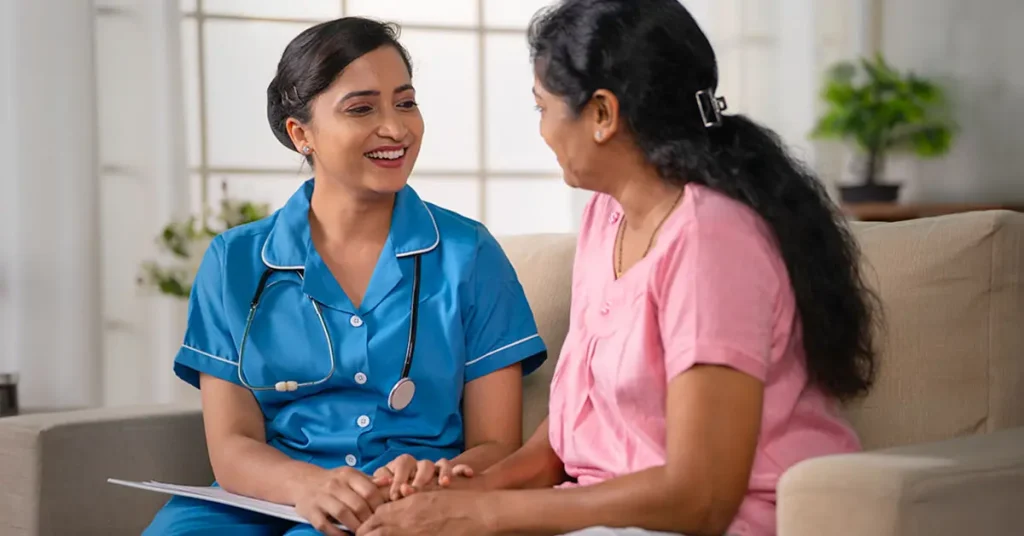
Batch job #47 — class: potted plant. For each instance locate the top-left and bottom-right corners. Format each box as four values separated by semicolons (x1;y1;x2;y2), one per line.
811;54;956;203
138;183;270;299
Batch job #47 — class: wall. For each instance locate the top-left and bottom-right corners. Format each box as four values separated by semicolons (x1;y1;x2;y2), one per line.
880;0;1024;203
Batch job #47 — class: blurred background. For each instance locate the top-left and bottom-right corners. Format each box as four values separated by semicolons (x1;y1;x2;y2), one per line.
1;0;1021;411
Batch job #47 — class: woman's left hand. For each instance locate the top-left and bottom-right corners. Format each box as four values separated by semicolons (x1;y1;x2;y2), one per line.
355;491;494;536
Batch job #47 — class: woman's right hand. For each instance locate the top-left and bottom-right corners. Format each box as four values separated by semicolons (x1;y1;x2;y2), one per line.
372;454;475;500
291;466;388;536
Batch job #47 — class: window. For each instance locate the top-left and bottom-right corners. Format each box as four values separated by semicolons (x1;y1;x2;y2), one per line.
175;0;567;237
97;1;859;237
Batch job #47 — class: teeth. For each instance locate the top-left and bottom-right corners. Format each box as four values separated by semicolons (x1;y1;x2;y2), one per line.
366;148;405;160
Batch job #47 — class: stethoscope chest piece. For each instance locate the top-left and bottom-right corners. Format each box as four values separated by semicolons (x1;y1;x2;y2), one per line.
388;377;416;411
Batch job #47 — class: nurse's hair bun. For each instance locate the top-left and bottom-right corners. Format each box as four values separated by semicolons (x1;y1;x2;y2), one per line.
266;17;413;165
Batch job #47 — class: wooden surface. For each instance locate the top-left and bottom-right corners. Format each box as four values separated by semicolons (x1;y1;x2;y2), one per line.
842;202;1024;222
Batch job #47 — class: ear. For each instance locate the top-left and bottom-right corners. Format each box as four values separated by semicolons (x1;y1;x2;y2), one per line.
588;89;620;144
286;117;313;154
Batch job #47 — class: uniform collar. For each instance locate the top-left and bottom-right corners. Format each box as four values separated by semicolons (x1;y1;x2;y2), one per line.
260;179;439;313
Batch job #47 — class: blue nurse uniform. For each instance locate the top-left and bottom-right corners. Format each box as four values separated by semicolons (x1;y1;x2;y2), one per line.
143;179;547;535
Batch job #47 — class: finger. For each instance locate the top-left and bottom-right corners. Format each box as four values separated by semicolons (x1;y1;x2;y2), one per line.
371;466;393;487
352;518;385;536
452;464;474;478
400;482;417;498
308;507;348;536
318;492;360;531
346;471;387;511
436;458;453;487
411;459;435;489
334;487;375;525
389;455;415;501
355;513;382;536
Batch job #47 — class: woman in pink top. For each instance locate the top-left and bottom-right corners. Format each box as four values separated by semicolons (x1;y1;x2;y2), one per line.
359;1;878;535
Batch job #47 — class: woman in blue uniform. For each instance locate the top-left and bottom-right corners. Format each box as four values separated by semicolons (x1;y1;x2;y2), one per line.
143;17;547;536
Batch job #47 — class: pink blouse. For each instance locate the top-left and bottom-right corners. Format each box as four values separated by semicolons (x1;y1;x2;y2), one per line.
548;184;861;536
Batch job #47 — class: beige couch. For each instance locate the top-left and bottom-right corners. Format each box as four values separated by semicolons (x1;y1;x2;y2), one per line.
2;210;1023;535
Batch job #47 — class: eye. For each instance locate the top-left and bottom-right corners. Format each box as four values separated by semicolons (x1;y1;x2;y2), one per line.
347;105;373;115
397;100;418;110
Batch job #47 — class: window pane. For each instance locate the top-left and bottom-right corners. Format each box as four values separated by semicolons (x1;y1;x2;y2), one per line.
204;20;315;169
203;0;341;19
710;0;743;43
485;178;573;236
742;0;779;38
347;0;477;27
484;35;560;174
181;19;202;168
409;177;481;221
401;30;479;172
483;0;555;29
95;15;148;169
740;45;781;129
205;173;309;217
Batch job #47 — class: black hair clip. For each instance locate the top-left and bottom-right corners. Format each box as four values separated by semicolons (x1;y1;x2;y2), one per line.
695;89;728;127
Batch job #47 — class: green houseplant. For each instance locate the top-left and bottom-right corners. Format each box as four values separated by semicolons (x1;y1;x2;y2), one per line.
138;185;270;299
812;54;956;203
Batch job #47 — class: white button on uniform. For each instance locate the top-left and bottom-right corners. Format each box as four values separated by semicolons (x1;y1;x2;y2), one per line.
357;415;371;428
349;315;364;327
354;372;367;385
345;454;357;466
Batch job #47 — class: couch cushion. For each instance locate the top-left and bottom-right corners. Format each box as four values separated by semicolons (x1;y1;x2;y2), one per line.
497;234;576;437
497;210;1024;451
845;210;1024;449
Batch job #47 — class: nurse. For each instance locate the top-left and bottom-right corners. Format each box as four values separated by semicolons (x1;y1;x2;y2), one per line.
143;16;547;536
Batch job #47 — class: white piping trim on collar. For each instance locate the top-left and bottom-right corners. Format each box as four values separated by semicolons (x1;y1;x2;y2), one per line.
260;235;304;271
261;198;440;268
395;200;440;258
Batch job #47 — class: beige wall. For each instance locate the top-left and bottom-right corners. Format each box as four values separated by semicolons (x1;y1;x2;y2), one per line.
879;0;1024;203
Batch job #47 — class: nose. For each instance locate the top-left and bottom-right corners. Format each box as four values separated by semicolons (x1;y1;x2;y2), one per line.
377;107;409;141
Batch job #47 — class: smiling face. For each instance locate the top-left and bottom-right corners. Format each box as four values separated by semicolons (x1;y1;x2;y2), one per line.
287;45;424;196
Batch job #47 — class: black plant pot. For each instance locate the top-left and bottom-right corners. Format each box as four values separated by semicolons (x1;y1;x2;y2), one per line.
839;184;901;203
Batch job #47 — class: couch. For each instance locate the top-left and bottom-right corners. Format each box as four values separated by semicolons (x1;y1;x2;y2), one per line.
2;210;1023;535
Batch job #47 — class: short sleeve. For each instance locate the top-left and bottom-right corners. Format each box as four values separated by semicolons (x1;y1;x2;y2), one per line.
657;223;780;383
173;236;243;389
462;228;548;383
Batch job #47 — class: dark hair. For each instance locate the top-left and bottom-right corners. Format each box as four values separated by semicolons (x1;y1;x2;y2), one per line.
529;0;878;401
267;17;413;165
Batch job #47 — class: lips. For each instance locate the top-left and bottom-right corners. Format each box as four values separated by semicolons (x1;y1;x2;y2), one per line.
364;145;407;169
365;146;406;160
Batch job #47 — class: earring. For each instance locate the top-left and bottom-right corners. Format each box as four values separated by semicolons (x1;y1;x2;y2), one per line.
595;131;604;142
302;146;311;155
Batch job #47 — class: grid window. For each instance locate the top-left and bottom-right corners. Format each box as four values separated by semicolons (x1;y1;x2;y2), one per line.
100;0;835;237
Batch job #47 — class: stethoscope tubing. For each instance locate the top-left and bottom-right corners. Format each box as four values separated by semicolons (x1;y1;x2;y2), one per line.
236;255;421;397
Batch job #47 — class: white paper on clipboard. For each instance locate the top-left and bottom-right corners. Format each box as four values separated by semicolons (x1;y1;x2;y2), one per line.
107;478;348;531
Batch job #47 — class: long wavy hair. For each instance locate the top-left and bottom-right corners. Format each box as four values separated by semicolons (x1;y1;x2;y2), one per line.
529;0;879;401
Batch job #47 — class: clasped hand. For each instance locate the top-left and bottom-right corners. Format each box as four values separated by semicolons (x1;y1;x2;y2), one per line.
293;455;473;535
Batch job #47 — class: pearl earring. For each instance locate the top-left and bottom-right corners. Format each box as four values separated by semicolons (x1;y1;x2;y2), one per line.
302;146;311;155
595;131;604;142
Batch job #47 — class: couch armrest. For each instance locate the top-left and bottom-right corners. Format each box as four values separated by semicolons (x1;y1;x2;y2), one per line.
777;426;1024;536
0;404;212;536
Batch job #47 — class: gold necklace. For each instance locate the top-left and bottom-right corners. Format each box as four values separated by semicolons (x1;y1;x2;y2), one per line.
614;190;684;279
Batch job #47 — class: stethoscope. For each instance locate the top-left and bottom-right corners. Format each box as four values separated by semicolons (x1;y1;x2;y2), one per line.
237;255;422;412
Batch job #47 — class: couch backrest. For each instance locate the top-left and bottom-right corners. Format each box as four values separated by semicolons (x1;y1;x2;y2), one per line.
497;210;1024;450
